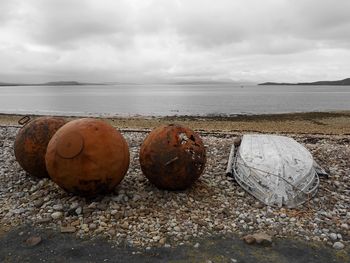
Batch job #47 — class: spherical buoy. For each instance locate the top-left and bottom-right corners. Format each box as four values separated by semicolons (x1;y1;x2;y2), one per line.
45;118;129;196
140;124;206;190
14;117;66;178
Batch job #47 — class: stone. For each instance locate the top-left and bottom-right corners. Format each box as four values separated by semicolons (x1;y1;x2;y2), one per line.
159;238;166;245
25;236;42;247
340;223;349;230
121;222;129;229
53;204;63;211
242;235;256;244
34;200;44;208
194;243;200;248
60;226;76;233
333;242;344;250
89;223;97;230
37;218;51;223
243;232;272;246
153;236;160;242
329;233;337;241
174;226;181;232
51;211;63;220
75;207;82;215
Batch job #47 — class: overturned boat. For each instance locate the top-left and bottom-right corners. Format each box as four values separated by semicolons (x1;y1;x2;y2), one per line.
226;134;327;208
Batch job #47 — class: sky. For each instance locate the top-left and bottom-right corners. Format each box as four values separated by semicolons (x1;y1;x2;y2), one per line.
1;0;350;84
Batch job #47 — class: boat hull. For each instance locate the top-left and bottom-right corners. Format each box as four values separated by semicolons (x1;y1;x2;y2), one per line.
233;135;319;208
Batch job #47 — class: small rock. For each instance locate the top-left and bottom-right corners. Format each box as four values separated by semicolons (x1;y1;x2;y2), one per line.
121;222;129;229
53;204;63;211
34;200;44;208
51;211;63;220
25;236;42;247
153;236;160;242
164;244;171;248
60;226;76;233
194;243;200;248
340;223;349;230
108;229;116;236
159;238;166;245
37;217;51;223
89;223;97;230
333;242;344;250
243;235;256;244
243;232;272;246
329;233;337;241
75;207;82;215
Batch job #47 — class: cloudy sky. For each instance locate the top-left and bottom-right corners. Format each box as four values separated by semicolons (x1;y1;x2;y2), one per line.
1;0;350;83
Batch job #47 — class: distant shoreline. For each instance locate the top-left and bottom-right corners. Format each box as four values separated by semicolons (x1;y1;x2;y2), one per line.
259;77;350;86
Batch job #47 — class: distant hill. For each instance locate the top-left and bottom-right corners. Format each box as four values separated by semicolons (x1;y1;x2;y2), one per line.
0;81;106;86
259;78;350;86
0;82;20;86
44;81;83;86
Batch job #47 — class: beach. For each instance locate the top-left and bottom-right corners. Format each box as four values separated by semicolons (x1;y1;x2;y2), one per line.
1;111;350;134
0;112;349;262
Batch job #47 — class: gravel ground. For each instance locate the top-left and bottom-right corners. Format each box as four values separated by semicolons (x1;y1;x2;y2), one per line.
0;126;349;250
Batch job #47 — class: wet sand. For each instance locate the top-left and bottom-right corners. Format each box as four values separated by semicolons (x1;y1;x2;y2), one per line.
1;225;349;263
1;111;350;134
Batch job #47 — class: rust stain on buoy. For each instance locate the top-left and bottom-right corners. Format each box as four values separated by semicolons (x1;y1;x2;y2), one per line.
139;124;206;190
45;118;130;196
14;116;66;178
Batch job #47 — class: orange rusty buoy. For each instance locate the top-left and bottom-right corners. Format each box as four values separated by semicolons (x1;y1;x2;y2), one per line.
14;116;66;178
45;118;129;196
140;124;206;190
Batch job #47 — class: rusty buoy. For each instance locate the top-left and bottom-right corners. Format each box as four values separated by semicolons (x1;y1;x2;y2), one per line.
139;124;206;190
45;118;129;196
14;116;66;178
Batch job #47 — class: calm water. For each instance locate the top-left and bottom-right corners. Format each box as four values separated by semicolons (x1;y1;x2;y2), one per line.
0;84;349;116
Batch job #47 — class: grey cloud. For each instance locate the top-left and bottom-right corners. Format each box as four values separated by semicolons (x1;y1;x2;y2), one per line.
1;0;350;83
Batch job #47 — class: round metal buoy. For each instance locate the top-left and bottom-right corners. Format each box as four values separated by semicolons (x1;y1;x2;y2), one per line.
140;124;206;190
14;116;66;178
45;118;130;196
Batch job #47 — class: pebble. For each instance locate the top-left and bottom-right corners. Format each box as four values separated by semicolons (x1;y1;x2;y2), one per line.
340;223;348;230
333;242;345;250
60;226;76;233
34;200;44;208
1;127;349;249
75;207;82;215
89;223;97;230
194;243;200;248
121;222;129;229
174;226;181;232
25;236;42;247
51;212;63;220
53;204;63;211
329;233;337;241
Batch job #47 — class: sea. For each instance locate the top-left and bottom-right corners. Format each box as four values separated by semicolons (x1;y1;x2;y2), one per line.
0;84;349;117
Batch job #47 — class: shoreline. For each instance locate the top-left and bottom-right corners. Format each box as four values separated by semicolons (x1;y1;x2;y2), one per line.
1;111;350;135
